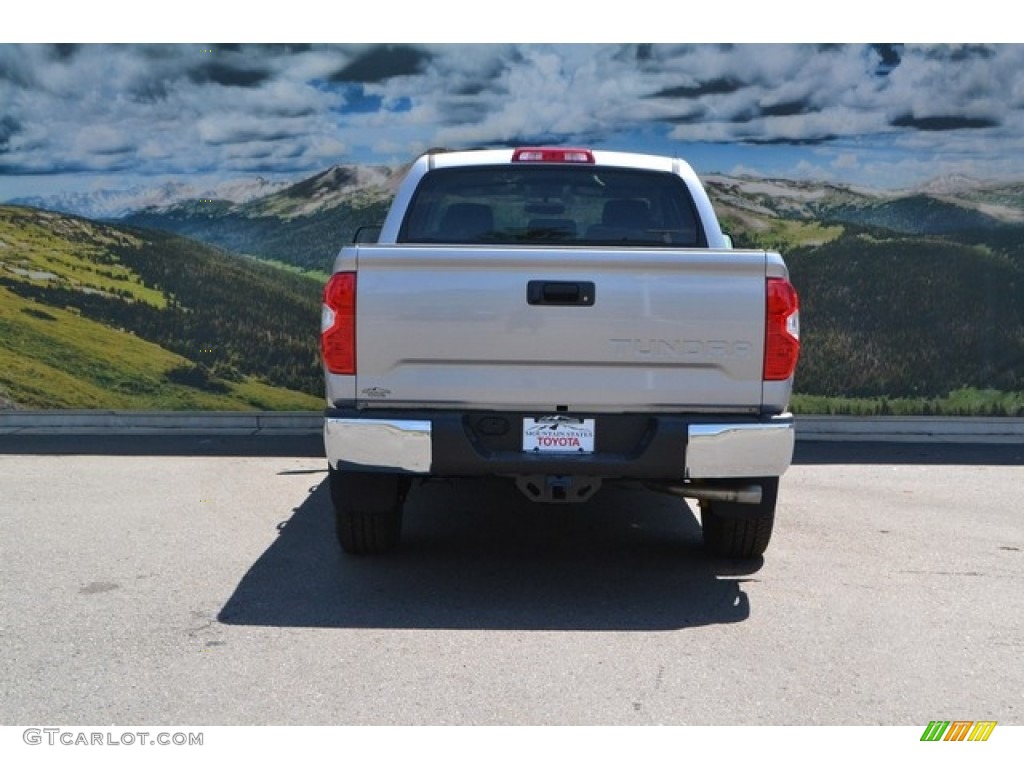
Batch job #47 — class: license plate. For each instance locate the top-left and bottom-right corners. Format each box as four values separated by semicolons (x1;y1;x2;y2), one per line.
522;417;596;454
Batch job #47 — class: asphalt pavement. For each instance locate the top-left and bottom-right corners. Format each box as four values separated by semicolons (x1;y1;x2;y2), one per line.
1;435;1021;725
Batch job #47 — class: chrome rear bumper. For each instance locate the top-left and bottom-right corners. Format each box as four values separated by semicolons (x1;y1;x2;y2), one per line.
685;414;795;478
324;417;432;473
324;411;795;479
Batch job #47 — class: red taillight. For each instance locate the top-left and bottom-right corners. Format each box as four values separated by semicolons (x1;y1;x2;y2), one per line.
512;147;595;164
764;277;800;381
321;272;356;375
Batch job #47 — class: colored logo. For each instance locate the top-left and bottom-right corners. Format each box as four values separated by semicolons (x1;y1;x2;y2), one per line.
920;721;997;742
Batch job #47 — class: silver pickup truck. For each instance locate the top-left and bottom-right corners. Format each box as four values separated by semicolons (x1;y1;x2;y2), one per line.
320;147;800;558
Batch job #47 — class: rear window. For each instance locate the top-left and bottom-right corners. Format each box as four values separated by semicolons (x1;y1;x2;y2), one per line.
398;165;705;246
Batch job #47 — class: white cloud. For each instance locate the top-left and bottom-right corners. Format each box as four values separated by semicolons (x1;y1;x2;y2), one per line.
832;153;859;171
3;43;1024;194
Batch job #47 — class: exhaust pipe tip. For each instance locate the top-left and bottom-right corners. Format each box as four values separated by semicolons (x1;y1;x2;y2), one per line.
645;482;763;505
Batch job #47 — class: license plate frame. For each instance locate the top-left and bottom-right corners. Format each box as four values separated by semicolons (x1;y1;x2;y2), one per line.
522;416;596;454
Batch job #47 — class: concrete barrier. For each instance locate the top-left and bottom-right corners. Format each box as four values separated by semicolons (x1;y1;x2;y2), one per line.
796;415;1024;444
1;411;1023;443
0;410;321;436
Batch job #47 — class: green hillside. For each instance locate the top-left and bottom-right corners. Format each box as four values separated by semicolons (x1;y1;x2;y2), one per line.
719;207;1024;406
123;202;389;275
0;206;323;410
707;177;1024;408
786;230;1024;398
823;195;1009;235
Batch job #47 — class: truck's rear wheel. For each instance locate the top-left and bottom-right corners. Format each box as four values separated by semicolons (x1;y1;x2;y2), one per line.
700;477;778;559
328;468;408;555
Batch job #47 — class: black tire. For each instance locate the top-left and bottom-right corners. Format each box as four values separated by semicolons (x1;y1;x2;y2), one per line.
329;467;409;555
700;477;778;559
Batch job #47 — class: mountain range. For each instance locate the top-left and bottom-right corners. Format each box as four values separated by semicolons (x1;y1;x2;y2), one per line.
11;176;294;220
3;163;1023;408
16;167;1024;223
14;166;1024;274
117;165;399;273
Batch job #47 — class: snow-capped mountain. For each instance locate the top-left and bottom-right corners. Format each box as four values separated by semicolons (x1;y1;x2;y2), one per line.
242;164;398;219
10;176;292;219
916;174;985;195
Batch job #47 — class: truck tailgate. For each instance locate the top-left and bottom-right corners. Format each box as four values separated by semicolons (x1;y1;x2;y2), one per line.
352;245;767;412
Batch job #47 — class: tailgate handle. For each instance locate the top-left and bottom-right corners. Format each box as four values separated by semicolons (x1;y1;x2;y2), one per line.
527;280;595;306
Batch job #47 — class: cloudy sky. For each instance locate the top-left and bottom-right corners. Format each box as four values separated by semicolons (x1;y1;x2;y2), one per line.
2;41;1024;200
